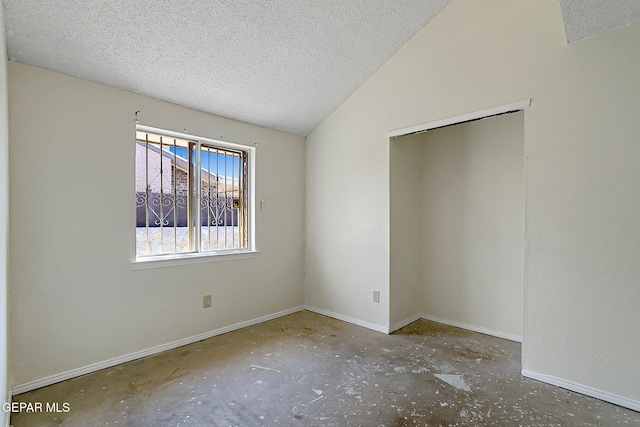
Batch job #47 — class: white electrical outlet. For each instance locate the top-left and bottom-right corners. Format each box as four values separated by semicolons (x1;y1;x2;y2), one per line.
373;290;380;303
203;294;212;308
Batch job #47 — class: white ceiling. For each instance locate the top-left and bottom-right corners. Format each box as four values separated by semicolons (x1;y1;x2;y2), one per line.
4;1;640;136
559;0;640;43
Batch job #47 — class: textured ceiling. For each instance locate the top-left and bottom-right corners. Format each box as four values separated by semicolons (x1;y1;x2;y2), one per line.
4;1;640;136
559;0;640;43
3;0;451;136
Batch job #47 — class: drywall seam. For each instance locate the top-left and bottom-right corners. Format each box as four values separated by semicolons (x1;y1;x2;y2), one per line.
386;99;530;138
304;306;389;334
421;314;522;343
522;369;640;412
11;306;305;395
390;313;422;333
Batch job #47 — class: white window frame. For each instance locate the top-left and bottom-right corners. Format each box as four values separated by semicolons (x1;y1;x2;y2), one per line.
131;125;257;270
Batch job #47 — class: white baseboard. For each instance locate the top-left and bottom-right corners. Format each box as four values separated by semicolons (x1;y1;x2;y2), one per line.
311;309;523;341
304;305;389;334
420;313;522;342
390;313;422;333
11;306;305;395
12;306;639;414
522;369;640;413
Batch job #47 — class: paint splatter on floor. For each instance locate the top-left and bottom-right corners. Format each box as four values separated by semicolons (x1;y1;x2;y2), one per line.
434;374;472;392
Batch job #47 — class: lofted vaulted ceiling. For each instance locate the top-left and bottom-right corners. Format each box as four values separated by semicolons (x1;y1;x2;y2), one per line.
559;0;640;43
4;1;640;136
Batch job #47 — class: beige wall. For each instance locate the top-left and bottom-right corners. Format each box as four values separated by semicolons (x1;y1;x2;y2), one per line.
1;2;10;421
420;113;524;337
389;134;424;327
8;62;305;387
307;0;640;406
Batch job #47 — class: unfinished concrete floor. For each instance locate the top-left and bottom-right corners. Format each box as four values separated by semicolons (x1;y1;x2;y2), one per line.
11;311;640;426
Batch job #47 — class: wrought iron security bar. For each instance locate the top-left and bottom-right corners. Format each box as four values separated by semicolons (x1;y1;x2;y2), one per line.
135;130;248;257
199;144;248;252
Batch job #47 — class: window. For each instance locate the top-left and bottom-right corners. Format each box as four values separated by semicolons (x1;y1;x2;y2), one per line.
135;125;254;261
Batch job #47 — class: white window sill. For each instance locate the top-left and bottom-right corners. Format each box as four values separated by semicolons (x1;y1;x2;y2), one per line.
131;250;259;270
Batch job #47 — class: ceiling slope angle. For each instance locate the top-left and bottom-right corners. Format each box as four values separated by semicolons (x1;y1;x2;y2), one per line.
3;0;452;136
559;0;640;43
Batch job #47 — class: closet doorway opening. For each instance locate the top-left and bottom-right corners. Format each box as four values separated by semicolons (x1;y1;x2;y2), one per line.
389;101;527;342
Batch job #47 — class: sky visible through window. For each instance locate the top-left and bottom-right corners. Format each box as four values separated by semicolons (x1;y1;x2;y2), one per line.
169;146;241;179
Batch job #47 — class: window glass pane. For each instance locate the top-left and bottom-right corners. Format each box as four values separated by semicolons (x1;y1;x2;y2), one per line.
199;145;247;251
135;128;251;259
135;132;193;256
